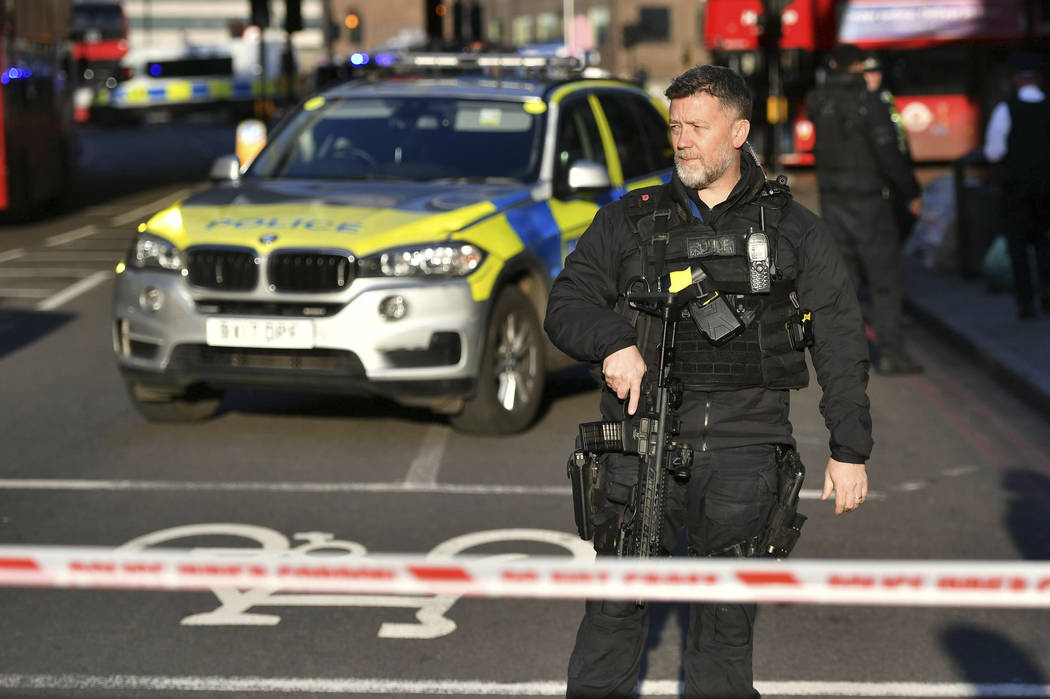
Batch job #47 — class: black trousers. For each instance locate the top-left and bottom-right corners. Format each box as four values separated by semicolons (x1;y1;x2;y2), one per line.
566;445;779;699
819;189;905;355
1003;182;1050;311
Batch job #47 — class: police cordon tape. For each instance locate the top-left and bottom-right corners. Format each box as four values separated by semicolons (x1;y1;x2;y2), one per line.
3;546;1050;607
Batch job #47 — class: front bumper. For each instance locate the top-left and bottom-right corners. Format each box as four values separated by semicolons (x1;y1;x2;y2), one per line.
112;268;487;403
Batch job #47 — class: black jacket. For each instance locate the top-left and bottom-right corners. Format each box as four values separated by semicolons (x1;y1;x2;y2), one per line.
544;154;873;464
805;71;920;200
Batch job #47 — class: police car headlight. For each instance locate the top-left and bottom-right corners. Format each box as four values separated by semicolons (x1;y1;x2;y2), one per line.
358;243;486;278
128;233;184;272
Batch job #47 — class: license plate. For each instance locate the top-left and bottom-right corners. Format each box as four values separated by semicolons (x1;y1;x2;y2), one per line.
205;318;314;349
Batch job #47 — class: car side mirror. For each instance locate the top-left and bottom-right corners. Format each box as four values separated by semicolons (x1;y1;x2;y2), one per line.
209;154;241;182
566;160;612;192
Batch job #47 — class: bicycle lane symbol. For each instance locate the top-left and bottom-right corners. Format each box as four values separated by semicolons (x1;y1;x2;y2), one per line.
116;524;595;639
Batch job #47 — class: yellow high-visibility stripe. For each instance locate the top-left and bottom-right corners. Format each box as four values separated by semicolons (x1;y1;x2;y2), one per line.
588;93;623;186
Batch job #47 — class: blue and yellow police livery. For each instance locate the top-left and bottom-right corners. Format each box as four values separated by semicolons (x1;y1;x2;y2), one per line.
113;57;673;433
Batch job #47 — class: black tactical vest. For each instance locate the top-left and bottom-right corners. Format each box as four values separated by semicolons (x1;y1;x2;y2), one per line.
623;184;810;392
1005;96;1050;184
808;75;880;175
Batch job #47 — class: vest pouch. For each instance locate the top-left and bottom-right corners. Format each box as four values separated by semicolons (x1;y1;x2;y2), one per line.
687;291;745;346
758;293;810;389
786;306;814;351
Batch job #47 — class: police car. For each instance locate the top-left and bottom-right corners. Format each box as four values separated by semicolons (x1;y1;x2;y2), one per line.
112;53;673;433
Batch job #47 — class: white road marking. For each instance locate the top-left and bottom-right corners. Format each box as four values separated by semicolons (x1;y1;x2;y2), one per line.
44;224;98;247
0;268;96;278
17;251;119;262
0;478;571;495
111;188;191;226
35;270;111;311
0;479;872;500
0;248;25;263
403;425;450;485
0;676;1045;696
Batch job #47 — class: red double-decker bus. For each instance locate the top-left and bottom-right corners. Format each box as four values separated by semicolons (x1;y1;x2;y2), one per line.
0;0;77;218
704;0;1050;166
71;1;128;122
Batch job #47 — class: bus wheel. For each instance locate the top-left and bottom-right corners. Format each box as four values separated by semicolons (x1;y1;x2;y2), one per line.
124;379;223;423
450;286;545;434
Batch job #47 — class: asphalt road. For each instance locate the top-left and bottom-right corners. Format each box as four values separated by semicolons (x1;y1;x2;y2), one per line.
0;122;1049;698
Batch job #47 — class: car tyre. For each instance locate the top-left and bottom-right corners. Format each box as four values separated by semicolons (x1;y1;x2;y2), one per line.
124;379;223;423
450;286;545;434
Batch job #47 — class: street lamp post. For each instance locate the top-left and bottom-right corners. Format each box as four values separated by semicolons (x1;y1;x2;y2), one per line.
563;0;575;56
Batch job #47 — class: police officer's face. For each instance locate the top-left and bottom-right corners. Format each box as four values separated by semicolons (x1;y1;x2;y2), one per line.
669;92;749;191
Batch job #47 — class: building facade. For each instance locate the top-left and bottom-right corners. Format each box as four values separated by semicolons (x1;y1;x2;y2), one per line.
119;1;709;87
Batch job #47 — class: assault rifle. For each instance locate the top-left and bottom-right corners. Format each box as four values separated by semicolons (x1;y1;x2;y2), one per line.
570;274;695;559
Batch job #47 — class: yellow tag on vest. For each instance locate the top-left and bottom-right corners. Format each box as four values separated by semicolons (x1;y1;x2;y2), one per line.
667;267;693;292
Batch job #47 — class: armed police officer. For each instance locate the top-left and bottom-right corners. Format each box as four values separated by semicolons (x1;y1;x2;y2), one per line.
544;65;873;698
805;44;924;375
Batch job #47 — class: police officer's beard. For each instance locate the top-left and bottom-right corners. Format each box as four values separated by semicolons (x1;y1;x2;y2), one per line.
675;142;735;190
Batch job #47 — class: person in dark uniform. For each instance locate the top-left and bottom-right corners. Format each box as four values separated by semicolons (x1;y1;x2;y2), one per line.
806;44;924;374
545;64;873;699
862;52;917;243
982;51;1050;319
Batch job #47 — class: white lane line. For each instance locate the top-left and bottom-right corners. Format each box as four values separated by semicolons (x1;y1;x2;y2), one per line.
0;676;1045;696
111;188;191;226
45;224;98;247
35;270;111;311
0;248;25;263
0;479;872;500
0;478;571;495
0;268;96;278
403;425;450;485
17;251;119;262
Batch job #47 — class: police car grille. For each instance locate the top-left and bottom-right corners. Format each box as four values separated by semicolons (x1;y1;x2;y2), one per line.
186;249;258;291
269;253;354;293
170;345;364;374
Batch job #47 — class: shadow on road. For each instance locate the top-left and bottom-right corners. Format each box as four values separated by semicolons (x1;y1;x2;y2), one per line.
0;310;73;359
942;624;1048;689
214;390;445;426
1003;468;1050;560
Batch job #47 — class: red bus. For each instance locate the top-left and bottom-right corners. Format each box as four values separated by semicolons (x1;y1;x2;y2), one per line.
71;1;128;122
0;0;77;217
703;0;1050;166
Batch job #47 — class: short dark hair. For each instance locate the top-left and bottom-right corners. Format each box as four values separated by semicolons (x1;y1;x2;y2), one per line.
664;65;752;121
830;44;865;71
1008;50;1044;77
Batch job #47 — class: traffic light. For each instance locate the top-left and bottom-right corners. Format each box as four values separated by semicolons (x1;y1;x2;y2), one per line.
426;0;445;42
284;0;302;33
249;0;270;28
469;2;482;43
345;8;362;43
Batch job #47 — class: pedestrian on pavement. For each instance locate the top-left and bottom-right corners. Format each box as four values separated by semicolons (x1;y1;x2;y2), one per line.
806;43;924;374
982;50;1050;319
545;64;873;699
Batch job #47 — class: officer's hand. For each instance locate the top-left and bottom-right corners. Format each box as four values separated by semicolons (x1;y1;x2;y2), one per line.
821;458;868;515
908;197;923;217
602;345;647;415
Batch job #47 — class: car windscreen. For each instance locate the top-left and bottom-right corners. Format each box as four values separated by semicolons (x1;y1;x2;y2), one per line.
73;3;126;41
249;96;546;183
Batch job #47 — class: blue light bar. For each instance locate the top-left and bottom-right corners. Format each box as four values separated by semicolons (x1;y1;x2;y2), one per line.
349;52;370;66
